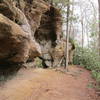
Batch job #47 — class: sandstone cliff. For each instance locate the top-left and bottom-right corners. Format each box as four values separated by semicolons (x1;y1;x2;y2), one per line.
0;0;75;71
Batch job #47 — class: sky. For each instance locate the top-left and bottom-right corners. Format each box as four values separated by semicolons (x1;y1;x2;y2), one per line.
62;0;99;47
73;0;99;46
92;0;98;6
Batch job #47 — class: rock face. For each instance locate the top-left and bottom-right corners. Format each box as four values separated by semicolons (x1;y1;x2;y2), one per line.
0;0;44;66
0;0;75;69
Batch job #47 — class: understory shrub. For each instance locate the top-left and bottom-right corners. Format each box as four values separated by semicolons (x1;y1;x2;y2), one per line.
34;57;43;68
73;46;100;82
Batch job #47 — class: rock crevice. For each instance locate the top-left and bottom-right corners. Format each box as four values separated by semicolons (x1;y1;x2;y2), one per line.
0;0;75;71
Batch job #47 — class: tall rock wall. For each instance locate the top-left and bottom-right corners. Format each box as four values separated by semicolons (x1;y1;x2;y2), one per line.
0;0;75;70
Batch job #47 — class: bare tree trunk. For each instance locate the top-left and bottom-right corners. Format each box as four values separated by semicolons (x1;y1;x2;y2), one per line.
72;0;75;40
88;0;96;19
65;0;70;69
98;0;100;56
81;19;84;49
86;28;89;48
69;0;75;39
84;12;90;48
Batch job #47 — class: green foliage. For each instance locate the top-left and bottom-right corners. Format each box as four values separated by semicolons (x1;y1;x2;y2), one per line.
73;46;100;81
34;58;43;68
69;37;75;49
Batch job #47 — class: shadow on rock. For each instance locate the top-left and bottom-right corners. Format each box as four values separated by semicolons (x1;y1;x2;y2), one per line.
0;61;23;82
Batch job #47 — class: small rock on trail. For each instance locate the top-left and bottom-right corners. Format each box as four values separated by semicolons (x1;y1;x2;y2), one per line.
0;66;98;100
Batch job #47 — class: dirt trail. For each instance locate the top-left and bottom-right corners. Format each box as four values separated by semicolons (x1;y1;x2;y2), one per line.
0;66;98;100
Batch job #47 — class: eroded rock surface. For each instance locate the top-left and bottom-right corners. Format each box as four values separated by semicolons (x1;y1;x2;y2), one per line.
0;0;75;70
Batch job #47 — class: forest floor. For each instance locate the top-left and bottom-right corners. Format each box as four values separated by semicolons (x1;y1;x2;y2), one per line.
0;65;99;100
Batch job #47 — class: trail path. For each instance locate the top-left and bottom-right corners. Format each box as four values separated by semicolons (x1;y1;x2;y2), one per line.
0;66;98;100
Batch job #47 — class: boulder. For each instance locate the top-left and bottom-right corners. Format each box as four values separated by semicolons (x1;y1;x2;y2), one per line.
0;14;41;65
52;40;75;67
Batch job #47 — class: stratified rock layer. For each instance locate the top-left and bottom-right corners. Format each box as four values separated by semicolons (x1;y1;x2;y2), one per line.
0;0;75;69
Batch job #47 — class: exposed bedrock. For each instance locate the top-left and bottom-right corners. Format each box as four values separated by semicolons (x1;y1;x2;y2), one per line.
0;0;75;70
0;14;41;64
0;0;45;69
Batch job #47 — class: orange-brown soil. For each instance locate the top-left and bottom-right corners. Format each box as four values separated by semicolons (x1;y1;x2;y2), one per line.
0;66;99;100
